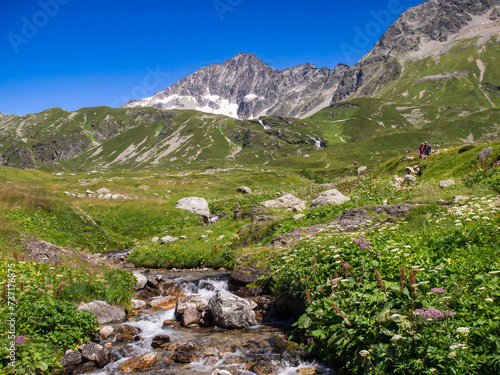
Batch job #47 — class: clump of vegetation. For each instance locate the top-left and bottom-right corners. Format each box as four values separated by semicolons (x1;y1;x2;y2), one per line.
270;198;500;374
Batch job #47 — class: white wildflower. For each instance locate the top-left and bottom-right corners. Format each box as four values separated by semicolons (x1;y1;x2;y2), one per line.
359;350;369;357
456;327;470;335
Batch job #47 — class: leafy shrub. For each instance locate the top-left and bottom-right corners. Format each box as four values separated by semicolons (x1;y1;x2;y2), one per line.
271;199;500;374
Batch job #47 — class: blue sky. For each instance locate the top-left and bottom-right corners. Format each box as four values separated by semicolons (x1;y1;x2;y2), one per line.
0;0;423;115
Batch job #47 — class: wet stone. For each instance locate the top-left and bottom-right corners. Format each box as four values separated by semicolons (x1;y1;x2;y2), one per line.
172;351;198;363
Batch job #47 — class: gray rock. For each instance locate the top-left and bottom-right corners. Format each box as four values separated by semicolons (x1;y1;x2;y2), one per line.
182;306;202;327
151;237;160;243
175;295;207;319
80;343;110;367
176;197;210;217
61;350;82;368
133;272;147;290
261;194;306;210
236;186;252;194
310;189;350;208
478;147;493;161
78;300;126;324
293;214;306;220
453;195;470;204
151;334;171;348
132;299;146;310
161;235;179;244
404;175;417;182
99;326;114;340
208;290;257;328
439;180;455;188
96;188;110;195
405;166;414;174
357;166;367;174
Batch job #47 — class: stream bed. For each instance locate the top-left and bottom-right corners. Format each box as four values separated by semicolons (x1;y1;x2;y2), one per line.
89;269;336;375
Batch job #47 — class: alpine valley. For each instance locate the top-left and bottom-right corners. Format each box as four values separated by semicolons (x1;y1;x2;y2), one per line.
2;1;500;375
1;0;499;171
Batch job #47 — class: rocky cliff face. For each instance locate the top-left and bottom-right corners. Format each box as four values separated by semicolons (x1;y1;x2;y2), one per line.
333;0;500;101
123;53;348;119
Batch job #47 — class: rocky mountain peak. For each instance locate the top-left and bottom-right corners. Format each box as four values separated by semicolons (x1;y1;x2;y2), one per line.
123;53;346;119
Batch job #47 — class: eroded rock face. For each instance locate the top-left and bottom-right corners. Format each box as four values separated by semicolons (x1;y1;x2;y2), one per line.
118;352;157;372
78;300;125;324
310;189;350;208
208;290;257;328
237;186;252;194
176;197;210;217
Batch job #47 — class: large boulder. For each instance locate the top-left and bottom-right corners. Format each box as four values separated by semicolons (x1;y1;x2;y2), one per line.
78;301;125;324
478;147;493;161
208;290;257;328
310;189;350;208
118;352;157;372
176;197;210;217
80;343;111;367
260;194;306;211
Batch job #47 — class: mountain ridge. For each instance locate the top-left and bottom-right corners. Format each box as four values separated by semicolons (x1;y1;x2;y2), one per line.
124;0;499;117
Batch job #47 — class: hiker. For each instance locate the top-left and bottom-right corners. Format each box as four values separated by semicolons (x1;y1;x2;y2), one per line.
423;141;432;160
419;143;425;158
354;161;357;166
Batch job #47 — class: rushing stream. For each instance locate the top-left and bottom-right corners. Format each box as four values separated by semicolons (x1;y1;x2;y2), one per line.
89;270;336;375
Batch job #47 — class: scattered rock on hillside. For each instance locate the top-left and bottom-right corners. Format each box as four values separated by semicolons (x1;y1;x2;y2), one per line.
78;301;126;324
310;189;350;208
439;180;455;188
453;195;470;204
208;290;257;328
23;236;110;267
97;188;111;194
293;214;306;220
328;208;374;232
404;175;417;183
478;147;493;161
237;186;252;194
261;194;306;211
357;166;367;174
176;197;210;217
161;235;179;244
